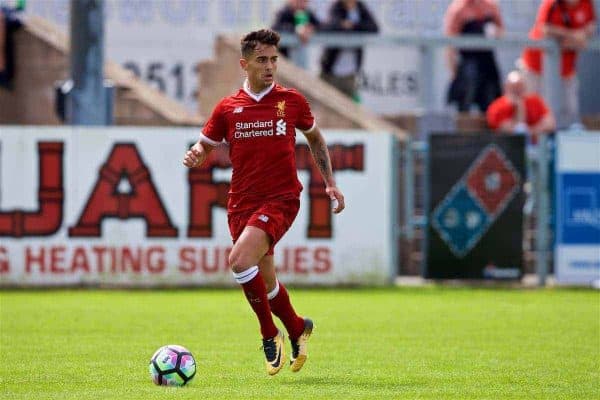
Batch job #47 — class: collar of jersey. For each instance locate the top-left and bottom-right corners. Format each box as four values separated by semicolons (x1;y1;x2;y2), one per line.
243;79;275;102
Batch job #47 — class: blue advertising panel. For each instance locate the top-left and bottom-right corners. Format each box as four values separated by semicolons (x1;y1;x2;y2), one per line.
555;133;600;285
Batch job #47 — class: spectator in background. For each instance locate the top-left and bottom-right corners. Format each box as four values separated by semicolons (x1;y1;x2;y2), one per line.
486;70;556;145
519;0;596;127
444;0;503;113
0;2;22;90
319;0;379;102
271;0;320;59
0;9;5;76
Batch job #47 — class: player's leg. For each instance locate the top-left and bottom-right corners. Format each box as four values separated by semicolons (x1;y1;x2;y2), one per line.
228;226;285;376
245;197;312;371
259;254;313;372
260;255;305;339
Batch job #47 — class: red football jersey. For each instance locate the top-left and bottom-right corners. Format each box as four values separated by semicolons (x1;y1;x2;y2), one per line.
200;81;315;211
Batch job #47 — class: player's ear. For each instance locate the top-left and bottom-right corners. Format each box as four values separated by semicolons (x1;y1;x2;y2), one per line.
239;58;248;71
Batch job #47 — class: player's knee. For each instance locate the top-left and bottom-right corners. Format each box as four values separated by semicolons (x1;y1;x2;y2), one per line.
228;250;258;273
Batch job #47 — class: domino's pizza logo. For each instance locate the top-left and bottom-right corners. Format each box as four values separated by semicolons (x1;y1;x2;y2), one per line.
432;144;521;257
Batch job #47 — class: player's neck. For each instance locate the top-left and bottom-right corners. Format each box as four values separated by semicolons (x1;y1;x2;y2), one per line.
243;79;275;102
246;81;271;94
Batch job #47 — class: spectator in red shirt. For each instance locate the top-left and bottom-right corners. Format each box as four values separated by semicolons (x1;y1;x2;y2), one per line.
487;71;556;144
444;0;504;113
519;0;596;126
183;29;345;376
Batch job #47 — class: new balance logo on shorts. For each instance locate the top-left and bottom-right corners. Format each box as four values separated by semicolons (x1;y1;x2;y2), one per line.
258;214;269;223
276;119;286;136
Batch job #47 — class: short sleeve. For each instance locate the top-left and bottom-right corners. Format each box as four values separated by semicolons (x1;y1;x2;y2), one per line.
200;101;227;145
486;97;512;130
295;92;315;133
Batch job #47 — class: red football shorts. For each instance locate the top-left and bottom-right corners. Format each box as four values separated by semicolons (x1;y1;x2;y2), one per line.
227;198;300;255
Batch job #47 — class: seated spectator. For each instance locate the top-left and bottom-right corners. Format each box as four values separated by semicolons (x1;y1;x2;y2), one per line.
444;0;503;113
519;0;596;127
271;0;320;59
319;0;378;102
487;71;556;145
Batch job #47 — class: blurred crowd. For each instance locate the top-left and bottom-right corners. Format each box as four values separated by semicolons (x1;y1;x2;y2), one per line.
272;0;379;103
444;0;595;141
0;0;597;142
271;0;596;144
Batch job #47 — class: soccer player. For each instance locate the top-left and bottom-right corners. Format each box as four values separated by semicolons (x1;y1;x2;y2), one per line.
182;29;345;376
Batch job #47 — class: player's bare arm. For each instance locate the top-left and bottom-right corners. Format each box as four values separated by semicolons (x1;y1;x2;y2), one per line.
183;140;215;168
303;126;345;214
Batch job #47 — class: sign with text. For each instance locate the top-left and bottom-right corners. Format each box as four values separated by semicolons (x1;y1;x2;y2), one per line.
555;133;600;285
425;134;525;279
0;127;395;287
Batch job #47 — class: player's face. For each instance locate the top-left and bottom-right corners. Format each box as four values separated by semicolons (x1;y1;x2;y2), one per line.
241;44;278;91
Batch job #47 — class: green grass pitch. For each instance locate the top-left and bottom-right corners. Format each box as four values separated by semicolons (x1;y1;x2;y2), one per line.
1;287;598;399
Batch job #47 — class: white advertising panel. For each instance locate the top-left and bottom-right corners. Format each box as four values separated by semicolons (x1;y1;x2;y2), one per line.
0;127;395;287
554;133;600;285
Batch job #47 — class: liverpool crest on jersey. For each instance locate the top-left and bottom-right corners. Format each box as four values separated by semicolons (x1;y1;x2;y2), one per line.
276;101;286;117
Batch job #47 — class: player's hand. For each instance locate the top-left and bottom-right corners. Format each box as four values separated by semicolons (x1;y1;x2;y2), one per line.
183;142;206;168
326;186;345;214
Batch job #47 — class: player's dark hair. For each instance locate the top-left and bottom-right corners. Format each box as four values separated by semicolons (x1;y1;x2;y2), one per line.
240;29;280;58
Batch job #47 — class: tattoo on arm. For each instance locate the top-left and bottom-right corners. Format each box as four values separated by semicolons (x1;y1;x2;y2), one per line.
309;138;333;184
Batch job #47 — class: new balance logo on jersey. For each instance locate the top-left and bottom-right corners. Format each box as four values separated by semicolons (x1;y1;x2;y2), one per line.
276;119;286;136
233;107;244;114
